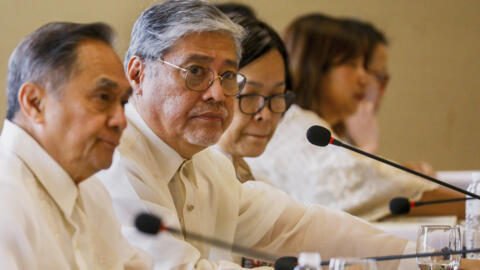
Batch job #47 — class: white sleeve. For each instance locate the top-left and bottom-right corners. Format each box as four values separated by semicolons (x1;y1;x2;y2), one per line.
397;241;418;270
236;181;411;270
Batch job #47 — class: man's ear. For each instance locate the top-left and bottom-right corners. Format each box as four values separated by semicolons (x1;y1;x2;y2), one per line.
126;56;146;96
17;82;46;124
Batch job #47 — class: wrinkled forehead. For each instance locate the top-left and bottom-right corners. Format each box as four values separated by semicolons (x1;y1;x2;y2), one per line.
163;31;238;68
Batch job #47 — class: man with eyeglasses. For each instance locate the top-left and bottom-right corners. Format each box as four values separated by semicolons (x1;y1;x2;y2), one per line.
98;1;421;269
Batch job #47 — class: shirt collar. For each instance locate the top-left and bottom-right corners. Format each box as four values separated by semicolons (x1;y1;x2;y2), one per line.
124;104;185;183
0;120;78;217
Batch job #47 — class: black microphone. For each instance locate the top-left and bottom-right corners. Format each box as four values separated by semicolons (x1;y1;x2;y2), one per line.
389;196;474;215
306;125;480;200
274;256;298;270
135;212;278;262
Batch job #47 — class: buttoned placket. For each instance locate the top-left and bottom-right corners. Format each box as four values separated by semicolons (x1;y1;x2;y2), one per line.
67;198;89;270
176;160;203;251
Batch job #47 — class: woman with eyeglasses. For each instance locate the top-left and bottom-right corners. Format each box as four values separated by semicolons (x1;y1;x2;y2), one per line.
334;19;390;155
215;9;295;185
248;14;465;221
341;20;437;176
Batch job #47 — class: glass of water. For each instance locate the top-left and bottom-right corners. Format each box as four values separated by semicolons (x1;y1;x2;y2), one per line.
329;257;377;270
416;225;461;270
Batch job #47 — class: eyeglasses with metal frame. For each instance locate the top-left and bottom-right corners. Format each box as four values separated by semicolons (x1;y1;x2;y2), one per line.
159;59;247;96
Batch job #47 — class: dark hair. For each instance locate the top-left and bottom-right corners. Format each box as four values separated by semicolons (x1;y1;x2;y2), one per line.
214;2;257;18
216;4;292;91
6;22;114;120
284;14;364;112
342;18;388;68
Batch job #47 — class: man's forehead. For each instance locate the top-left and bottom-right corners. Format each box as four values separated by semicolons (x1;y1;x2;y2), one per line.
94;77;132;92
180;53;237;68
74;40;124;73
167;32;238;67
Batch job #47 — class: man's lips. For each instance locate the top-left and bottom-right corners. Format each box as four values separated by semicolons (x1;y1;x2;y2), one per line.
98;138;120;149
192;111;226;122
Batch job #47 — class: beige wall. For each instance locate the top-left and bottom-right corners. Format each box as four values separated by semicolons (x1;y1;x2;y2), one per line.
1;0;479;170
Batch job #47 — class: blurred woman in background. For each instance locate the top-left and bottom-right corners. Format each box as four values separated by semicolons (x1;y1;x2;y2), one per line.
341;20;435;174
335;20;389;154
248;14;464;221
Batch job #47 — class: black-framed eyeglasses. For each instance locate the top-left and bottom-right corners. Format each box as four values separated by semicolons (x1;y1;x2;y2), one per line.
236;91;296;115
159;59;246;96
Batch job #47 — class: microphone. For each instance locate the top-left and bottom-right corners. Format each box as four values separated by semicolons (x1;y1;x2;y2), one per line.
274;256;297;270
389;196;474;215
135;212;277;262
306;125;480;200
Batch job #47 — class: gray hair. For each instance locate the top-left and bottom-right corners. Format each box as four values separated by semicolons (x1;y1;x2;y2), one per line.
124;0;245;69
6;22;114;120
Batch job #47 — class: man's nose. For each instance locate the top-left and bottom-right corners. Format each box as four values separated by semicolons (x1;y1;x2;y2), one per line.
202;77;226;102
108;102;128;132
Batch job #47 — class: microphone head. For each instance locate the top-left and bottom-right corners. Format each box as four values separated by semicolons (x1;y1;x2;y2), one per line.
274;256;298;270
389;197;411;215
135;212;162;235
306;125;332;147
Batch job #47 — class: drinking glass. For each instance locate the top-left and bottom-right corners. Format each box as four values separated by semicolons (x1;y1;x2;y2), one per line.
416;225;461;270
328;257;377;270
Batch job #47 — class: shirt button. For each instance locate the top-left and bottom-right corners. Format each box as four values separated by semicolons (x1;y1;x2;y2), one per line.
186;204;194;211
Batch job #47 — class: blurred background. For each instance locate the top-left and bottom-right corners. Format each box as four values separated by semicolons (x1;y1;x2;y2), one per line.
1;0;479;170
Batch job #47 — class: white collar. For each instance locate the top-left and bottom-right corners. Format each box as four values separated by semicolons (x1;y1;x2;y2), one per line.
0;120;78;217
123;104;185;184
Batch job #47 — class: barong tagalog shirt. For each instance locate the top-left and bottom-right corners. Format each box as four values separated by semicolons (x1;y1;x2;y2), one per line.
98;104;418;270
0;120;151;270
248;105;438;221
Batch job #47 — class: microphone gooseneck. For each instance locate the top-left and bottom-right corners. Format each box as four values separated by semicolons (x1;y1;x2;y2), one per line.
134;212;278;262
389;196;475;215
306;125;480;200
318;248;480;266
275;249;480;269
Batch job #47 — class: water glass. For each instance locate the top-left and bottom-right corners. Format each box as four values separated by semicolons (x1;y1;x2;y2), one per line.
465;173;480;259
416;225;461;270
